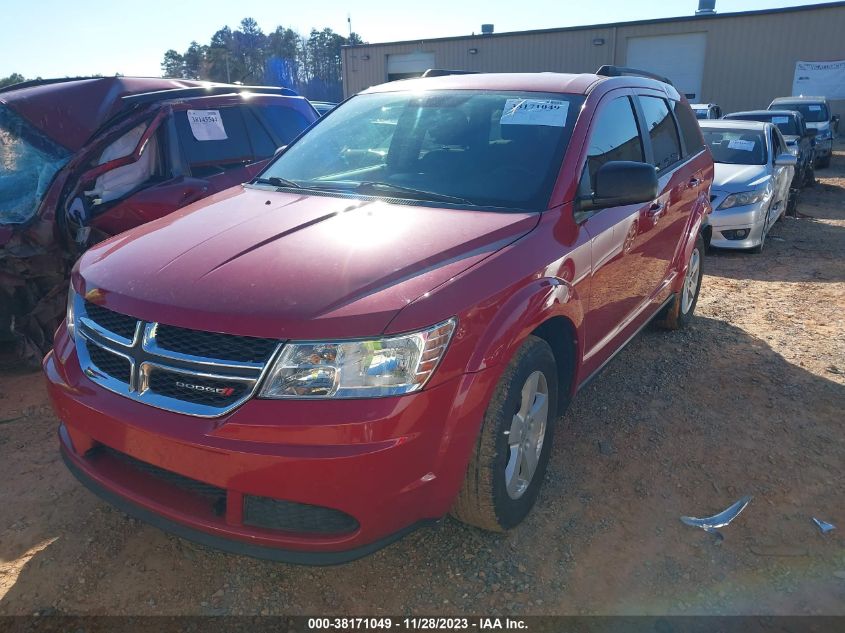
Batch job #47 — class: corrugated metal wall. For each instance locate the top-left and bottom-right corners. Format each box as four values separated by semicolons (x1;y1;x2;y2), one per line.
342;4;845;117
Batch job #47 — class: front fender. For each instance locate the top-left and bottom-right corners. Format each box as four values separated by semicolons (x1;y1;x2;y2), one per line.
465;276;584;374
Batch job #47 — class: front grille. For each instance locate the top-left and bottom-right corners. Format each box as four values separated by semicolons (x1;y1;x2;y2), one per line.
88;345;131;383
84;302;138;340
74;295;282;416
148;369;248;407
155;324;277;363
244;496;359;535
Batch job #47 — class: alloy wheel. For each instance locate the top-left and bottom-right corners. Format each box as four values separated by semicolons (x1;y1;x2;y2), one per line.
505;370;550;500
681;248;701;314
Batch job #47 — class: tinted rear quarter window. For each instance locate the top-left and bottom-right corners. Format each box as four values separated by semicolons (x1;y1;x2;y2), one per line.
638;96;682;172
672;101;705;156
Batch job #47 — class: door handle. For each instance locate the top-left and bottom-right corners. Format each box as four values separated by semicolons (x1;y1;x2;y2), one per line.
646;202;665;218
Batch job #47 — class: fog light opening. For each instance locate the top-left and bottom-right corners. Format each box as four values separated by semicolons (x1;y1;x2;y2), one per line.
722;229;750;240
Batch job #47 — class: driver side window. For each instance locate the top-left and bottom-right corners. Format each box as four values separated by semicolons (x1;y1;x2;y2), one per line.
580;96;644;197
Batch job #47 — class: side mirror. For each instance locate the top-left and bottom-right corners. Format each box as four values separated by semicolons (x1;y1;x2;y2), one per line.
274;145;288;158
579;161;659;212
775;153;798;167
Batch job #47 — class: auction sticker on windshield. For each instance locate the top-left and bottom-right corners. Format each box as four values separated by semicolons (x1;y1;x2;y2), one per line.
809;105;822;111
772;116;790;125
500;99;569;127
187;109;228;141
728;139;756;151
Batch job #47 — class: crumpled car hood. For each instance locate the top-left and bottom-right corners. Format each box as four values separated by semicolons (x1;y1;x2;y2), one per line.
0;77;210;151
712;163;769;193
76;187;539;339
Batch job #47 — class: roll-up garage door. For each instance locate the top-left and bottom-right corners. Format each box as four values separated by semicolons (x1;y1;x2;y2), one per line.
626;33;707;101
387;52;436;82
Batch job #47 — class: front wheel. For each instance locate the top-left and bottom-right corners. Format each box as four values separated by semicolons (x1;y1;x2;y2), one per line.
656;234;704;330
451;336;559;532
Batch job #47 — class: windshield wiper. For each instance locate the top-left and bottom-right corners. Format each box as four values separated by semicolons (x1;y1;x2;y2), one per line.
355;181;472;206
252;176;301;189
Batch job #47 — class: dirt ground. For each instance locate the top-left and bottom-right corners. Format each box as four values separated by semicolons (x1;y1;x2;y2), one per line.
1;145;844;617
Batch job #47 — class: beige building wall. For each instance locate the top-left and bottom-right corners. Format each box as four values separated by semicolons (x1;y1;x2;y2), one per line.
342;3;845;117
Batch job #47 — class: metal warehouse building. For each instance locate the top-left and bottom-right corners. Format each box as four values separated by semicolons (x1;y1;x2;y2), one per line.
341;1;845;116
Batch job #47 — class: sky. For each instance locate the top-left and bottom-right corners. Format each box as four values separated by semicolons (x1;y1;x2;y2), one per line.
0;0;833;79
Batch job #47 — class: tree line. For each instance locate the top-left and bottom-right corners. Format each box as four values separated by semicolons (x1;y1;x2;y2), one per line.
161;18;363;102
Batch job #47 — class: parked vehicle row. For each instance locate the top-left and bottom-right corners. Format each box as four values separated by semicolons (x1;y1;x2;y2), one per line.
45;67;714;563
695;94;838;253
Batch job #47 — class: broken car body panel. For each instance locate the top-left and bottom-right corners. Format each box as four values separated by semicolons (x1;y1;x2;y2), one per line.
0;77;316;366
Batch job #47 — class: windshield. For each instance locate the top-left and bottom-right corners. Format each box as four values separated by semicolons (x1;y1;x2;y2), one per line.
729;114;799;136
0;104;71;226
258;90;584;211
772;102;829;123
702;128;767;165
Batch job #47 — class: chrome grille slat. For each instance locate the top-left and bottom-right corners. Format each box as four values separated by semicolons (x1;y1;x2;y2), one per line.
75;297;283;417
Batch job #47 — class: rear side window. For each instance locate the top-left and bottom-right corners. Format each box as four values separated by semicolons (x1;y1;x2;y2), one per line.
638;96;682;172
175;108;253;178
241;108;277;158
671;101;705;156
253;105;312;145
583;96;644;190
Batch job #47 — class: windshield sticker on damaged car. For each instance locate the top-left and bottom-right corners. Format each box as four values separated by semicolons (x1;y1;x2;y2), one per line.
500;99;569;127
187;110;227;141
772;116;790;125
809;105;822;111
728;139;756;152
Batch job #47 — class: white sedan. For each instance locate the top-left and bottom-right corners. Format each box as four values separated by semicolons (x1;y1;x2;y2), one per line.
700;120;797;253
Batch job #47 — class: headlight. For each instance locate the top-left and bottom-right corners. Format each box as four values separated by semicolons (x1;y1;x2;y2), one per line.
66;283;77;341
259;318;456;399
719;189;769;209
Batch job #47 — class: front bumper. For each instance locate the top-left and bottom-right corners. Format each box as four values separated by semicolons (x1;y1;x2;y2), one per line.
45;327;496;563
708;197;769;250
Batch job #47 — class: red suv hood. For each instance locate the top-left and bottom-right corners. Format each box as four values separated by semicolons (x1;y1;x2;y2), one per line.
76;187;538;339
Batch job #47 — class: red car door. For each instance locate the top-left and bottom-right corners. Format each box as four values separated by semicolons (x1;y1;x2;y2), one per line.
632;94;705;304
577;91;666;370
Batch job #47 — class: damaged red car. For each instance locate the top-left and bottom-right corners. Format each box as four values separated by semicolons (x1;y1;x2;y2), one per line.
0;76;317;367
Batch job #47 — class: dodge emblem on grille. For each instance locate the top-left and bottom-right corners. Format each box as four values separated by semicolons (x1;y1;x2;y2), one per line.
175;381;235;396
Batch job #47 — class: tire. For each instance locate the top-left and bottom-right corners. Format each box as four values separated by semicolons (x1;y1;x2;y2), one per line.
785;189;799;218
451;336;559;532
751;209;770;254
805;164;816;187
656;234;704;330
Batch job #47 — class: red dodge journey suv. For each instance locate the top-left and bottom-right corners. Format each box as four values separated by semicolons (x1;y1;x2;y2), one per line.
45;67;713;564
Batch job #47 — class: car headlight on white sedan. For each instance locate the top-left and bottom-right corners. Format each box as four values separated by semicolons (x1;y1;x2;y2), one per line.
719;188;771;210
259;318;456;399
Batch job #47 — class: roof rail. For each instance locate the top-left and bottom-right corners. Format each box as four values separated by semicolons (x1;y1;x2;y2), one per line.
421;69;480;77
595;65;673;86
0;76;103;94
122;85;297;107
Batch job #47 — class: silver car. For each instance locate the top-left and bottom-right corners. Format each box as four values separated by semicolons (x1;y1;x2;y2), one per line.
701;120;797;253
